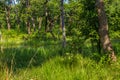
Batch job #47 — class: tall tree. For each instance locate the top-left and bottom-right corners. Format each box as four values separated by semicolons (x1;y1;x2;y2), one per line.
44;0;48;32
96;0;116;61
60;0;66;47
13;0;20;30
5;0;12;30
26;0;31;34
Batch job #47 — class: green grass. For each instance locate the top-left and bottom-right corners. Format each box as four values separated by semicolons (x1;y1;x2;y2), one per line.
0;30;120;80
6;55;120;80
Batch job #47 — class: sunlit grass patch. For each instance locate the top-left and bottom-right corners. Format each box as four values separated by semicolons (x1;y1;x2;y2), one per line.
0;29;120;80
10;54;120;80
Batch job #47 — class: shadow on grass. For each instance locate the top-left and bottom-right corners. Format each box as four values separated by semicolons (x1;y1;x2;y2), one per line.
0;41;62;71
1;34;120;72
0;30;64;72
66;39;120;64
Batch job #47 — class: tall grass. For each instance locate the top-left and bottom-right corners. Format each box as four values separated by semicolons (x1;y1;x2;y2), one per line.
10;55;120;80
0;47;120;80
0;30;120;80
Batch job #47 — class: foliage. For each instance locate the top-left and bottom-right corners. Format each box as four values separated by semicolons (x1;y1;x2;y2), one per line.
0;0;120;79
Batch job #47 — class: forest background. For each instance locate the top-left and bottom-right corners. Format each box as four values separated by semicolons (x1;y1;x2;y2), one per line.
0;0;120;80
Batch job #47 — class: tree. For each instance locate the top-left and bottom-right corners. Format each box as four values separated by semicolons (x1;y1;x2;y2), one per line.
4;0;12;30
26;0;31;34
60;0;66;48
0;1;6;28
96;0;116;61
44;0;49;32
13;0;20;30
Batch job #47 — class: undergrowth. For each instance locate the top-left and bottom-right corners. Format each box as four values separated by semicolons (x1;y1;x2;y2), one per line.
0;30;120;80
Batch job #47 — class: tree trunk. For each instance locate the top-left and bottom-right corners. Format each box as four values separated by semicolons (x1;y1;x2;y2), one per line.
97;38;101;54
38;17;42;31
13;0;20;30
0;31;3;53
96;0;116;61
26;0;31;34
48;18;56;40
60;0;66;48
26;21;31;34
5;7;11;30
91;39;95;53
31;17;36;32
44;0;48;32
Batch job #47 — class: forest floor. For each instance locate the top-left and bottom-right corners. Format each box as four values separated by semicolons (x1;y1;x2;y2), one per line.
0;30;120;80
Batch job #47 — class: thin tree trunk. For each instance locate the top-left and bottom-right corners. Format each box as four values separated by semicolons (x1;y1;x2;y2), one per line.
13;0;20;30
26;0;31;34
26;21;31;34
31;17;36;32
44;0;48;32
48;18;56;40
5;7;11;30
96;0;116;61
60;0;66;47
38;17;42;31
91;39;95;53
0;31;3;53
97;38;101;54
45;10;48;32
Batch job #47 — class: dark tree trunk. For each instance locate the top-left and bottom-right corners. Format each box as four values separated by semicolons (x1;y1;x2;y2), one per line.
91;39;95;53
96;0;116;61
48;18;56;40
44;0;48;32
26;0;31;34
60;0;66;48
26;21;31;34
45;10;48;32
97;38;101;54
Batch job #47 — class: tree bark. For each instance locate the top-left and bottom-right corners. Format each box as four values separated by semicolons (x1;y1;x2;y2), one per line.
48;18;56;40
5;6;11;30
26;0;31;34
44;0;48;32
38;17;42;31
13;0;20;30
26;21;31;34
60;0;66;48
31;17;36;32
96;0;116;61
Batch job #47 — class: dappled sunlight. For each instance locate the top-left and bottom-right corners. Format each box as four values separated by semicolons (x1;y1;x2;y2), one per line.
0;0;120;79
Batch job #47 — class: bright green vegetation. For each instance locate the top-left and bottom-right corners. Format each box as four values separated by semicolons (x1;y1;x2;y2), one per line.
0;0;120;80
0;30;120;80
